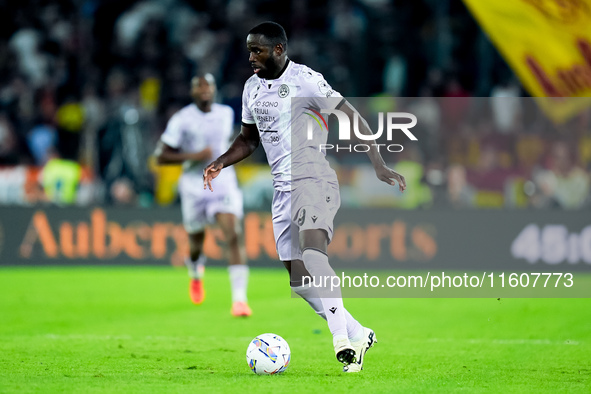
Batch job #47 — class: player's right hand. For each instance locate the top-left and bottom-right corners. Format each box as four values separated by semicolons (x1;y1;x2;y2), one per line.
203;160;224;191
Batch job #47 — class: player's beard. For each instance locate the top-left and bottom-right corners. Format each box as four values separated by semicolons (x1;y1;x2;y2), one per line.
258;56;281;79
194;97;213;110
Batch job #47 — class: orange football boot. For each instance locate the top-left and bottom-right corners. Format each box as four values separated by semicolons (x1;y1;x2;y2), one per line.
231;301;252;317
189;279;205;305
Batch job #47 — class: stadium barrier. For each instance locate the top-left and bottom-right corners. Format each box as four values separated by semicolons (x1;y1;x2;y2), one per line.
0;207;589;273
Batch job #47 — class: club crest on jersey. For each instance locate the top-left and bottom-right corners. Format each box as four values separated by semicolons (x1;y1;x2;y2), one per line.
278;84;290;98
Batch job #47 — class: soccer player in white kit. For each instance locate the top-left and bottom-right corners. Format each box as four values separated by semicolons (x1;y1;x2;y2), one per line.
155;73;251;317
204;23;406;371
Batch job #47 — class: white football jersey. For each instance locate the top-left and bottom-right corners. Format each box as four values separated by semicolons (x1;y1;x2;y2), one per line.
241;60;342;191
161;103;239;193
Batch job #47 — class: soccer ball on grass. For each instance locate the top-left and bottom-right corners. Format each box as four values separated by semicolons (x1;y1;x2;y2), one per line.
246;333;291;375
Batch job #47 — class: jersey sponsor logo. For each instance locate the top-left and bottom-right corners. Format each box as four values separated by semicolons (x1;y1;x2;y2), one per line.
317;80;335;97
255;101;279;107
278;84;290;98
317;80;330;94
262;130;280;146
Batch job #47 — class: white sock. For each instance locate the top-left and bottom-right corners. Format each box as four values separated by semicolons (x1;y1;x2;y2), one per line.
292;284;326;320
186;255;206;279
228;264;249;303
292;284;363;340
301;249;348;339
348;318;364;342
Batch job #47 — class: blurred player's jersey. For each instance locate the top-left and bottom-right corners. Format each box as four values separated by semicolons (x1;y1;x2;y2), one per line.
161;103;239;195
241;60;342;191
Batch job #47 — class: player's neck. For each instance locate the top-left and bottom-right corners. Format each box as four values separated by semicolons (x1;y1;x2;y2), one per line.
269;58;290;80
195;102;212;113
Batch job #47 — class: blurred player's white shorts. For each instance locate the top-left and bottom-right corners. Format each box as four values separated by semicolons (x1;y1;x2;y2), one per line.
272;180;341;261
180;183;244;234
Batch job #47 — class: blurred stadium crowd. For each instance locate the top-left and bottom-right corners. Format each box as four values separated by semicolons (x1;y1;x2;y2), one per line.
0;0;589;209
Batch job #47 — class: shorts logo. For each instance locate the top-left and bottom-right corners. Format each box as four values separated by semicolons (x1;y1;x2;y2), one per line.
297;209;306;226
326;196;331;203
278;84;290;98
311;215;318;223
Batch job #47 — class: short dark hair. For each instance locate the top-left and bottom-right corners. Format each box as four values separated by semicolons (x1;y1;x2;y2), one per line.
249;21;288;49
193;72;216;85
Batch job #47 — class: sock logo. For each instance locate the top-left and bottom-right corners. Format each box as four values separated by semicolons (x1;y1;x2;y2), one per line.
329;307;337;314
311;215;318;223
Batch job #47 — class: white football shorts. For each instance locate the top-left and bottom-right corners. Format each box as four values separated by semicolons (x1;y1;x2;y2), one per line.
179;183;244;234
272;179;341;261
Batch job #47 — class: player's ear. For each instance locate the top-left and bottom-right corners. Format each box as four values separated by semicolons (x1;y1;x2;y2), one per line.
274;43;284;56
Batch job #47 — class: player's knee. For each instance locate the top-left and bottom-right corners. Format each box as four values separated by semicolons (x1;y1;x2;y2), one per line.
224;229;240;247
288;272;312;288
300;229;328;252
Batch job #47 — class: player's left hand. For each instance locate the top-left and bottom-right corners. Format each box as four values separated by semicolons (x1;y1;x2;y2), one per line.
203;161;224;191
375;165;406;192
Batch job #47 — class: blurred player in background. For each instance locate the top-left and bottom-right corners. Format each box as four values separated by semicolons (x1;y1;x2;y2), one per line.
155;73;251;317
204;22;406;371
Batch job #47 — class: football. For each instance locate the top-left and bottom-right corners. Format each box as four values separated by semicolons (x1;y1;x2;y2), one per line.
246;333;291;375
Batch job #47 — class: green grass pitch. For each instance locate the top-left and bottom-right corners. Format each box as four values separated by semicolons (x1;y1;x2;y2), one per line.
1;266;589;393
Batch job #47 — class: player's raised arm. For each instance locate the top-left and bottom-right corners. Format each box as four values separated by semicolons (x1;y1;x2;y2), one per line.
203;123;260;191
154;141;212;165
337;100;406;192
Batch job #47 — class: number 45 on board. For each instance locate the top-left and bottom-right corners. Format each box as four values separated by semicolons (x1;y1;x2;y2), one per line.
511;224;591;265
